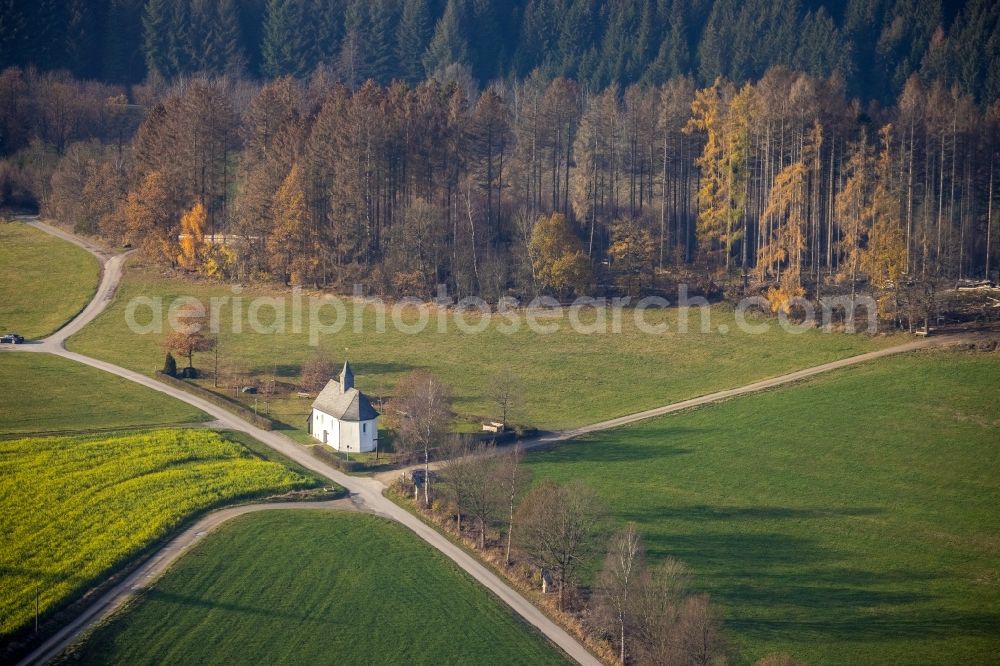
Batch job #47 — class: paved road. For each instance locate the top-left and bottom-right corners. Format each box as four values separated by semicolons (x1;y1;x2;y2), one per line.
376;335;960;486
7;220;601;666
23;498;358;666
6;218;967;666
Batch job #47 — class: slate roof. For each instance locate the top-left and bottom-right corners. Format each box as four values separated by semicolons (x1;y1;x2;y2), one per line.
311;371;379;422
340;360;354;391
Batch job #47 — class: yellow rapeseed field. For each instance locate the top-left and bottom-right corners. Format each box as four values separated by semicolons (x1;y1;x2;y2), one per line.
0;429;316;639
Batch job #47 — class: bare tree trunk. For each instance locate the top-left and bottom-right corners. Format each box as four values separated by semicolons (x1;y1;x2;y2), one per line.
423;446;430;506
988;156;994;280
620;614;626;664
660;124;668;269
505;495;515;565
937;130;945;271
906;120;914;274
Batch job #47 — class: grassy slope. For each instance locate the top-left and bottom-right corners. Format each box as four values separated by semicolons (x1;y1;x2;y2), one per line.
0;223;99;339
66;511;568;665
67;267;900;435
0;353;207;434
525;351;1000;665
0;429;323;640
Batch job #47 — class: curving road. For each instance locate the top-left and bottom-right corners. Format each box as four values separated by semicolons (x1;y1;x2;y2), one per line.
6;218;963;666
8;219;602;666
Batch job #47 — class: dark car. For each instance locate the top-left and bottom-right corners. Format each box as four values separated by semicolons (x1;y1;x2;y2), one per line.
409;469;437;485
0;333;24;344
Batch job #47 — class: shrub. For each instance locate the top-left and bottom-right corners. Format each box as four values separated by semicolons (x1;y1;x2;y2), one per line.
299;355;339;393
309;444;363;473
162;352;177;377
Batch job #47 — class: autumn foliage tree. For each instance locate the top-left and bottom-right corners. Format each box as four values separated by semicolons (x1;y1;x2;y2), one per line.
836;131;874;301
124;170;176;263
177;200;207;270
685;78;747;270
162;303;215;377
608;218;657;294
861;126;908;322
757;160;808;313
299;355;340;393
267;163;317;285
529;213;592;296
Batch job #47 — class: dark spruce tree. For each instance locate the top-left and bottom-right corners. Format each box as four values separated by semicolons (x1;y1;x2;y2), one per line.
142;0;172;78
423;0;470;77
308;0;345;71
166;0;193;78
216;0;247;76
262;0;309;77
365;0;399;84
104;0;146;84
397;0;434;84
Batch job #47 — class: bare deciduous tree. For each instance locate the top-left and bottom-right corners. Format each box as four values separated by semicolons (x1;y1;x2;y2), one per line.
463;446;504;549
441;441;507;549
515;480;606;610
632;557;728;666
299;355;339;393
439;439;478;534
388;370;453;505
488;367;523;429
594;522;645;664
500;444;530;566
674;594;727;666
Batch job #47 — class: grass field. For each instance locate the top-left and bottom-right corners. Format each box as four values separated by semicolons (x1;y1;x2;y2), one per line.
66;266;902;436
0;223;99;339
524;350;1000;665
0;429;324;641
64;511;568;665
0;353;207;435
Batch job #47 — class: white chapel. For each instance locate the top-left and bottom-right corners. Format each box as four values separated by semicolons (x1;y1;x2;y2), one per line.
309;361;379;453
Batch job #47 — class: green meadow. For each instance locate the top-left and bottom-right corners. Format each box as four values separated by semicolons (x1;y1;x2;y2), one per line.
0;429;323;641
64;511;568;665
525;350;1000;664
0;223;99;339
0;353;207;435
67;266;902;437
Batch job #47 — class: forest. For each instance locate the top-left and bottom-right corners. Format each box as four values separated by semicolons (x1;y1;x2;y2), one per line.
2;0;999;105
0;0;998;324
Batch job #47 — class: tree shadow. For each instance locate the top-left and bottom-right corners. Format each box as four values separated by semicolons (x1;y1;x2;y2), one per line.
251;360;415;382
730;608;1000;642
141;589;325;624
534;427;704;463
352;361;415;377
627;515;988;644
250;363;302;379
0;565;90;588
638;504;884;522
557;440;693;464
